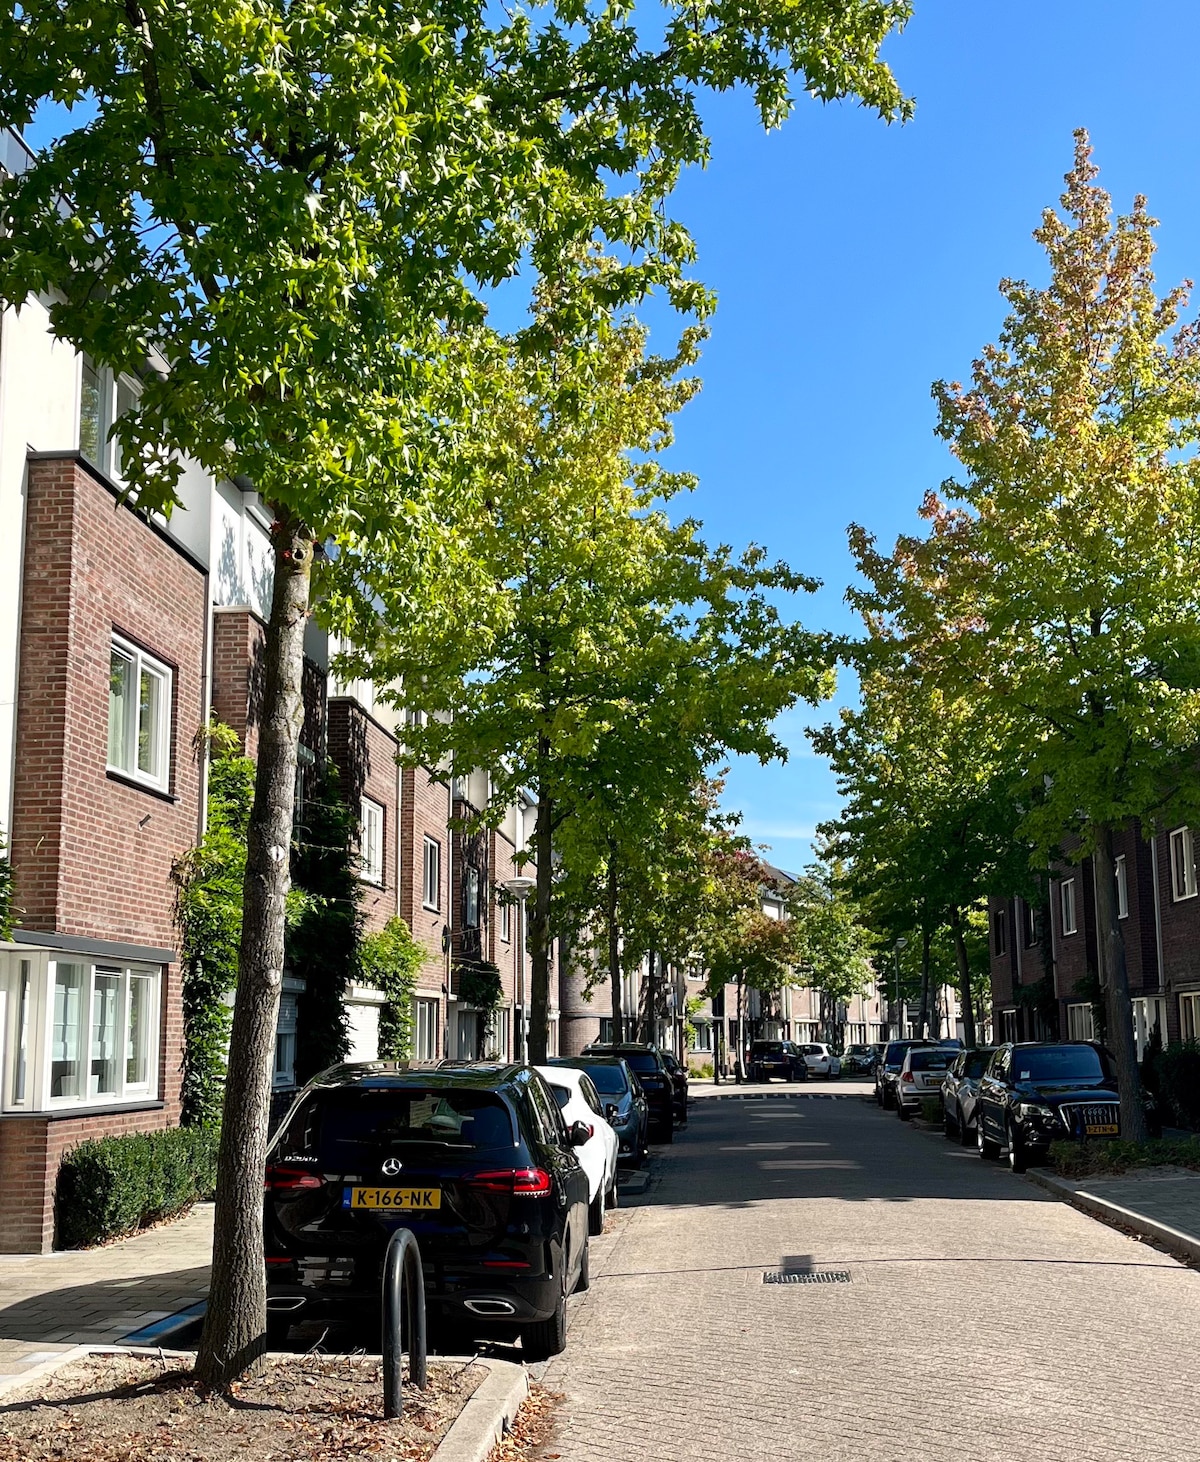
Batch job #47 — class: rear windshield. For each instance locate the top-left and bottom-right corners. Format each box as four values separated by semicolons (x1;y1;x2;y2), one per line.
621;1052;660;1075
275;1087;516;1163
552;1060;628;1094
909;1050;954;1072
753;1042;785;1056
1016;1047;1106;1083
965;1052;993;1079
884;1042;918;1065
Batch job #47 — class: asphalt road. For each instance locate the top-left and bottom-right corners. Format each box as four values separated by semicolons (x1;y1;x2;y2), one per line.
539;1088;1200;1461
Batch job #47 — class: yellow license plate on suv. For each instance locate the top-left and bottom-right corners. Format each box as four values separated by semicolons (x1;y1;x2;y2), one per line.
1085;1123;1119;1136
348;1187;441;1211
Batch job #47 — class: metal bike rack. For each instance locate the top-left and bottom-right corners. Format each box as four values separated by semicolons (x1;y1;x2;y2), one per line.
382;1226;428;1420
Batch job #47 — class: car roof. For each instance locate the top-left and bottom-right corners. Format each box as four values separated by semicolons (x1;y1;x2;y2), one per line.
536;1064;584;1087
302;1060;528;1095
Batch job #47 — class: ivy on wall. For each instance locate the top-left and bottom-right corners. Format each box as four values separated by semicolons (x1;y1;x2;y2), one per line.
0;822;14;940
359;916;425;1060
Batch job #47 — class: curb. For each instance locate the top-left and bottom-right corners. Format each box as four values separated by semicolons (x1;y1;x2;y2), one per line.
431;1357;528;1462
689;1091;864;1102
1025;1169;1200;1265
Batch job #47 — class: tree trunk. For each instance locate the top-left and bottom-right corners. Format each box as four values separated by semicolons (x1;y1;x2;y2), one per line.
1093;826;1148;1142
195;511;313;1390
735;972;745;1081
917;925;931;1038
643;947;658;1044
607;849;623;1043
947;906;978;1050
526;773;554;1064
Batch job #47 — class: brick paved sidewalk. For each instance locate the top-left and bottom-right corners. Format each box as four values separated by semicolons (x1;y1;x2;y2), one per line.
0;1203;211;1387
1033;1165;1200;1262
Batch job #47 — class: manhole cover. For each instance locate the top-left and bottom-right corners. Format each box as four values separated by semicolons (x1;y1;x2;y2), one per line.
762;1269;851;1285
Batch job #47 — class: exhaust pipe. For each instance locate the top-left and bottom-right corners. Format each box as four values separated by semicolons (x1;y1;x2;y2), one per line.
463;1298;516;1316
266;1296;306;1312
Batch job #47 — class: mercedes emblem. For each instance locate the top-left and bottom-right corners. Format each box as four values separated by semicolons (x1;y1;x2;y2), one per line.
381;1156;403;1176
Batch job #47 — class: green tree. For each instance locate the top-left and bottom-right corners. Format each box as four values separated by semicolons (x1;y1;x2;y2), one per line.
0;0;908;1382
358;917;426;1060
851;134;1200;1139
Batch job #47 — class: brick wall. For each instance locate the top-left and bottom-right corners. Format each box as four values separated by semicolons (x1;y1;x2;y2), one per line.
11;456;207;950
398;765;451;998
211;608;265;757
326;699;399;934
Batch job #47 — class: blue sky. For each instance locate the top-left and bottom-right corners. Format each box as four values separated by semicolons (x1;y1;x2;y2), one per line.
648;0;1200;875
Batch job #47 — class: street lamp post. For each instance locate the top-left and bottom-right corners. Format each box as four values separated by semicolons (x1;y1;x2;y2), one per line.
892;937;908;1039
503;876;536;1063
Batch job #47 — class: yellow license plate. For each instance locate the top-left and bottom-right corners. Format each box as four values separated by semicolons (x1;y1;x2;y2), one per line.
349;1186;441;1211
1085;1124;1119;1136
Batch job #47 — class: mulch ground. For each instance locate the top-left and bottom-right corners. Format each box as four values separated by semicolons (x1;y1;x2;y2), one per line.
0;1351;484;1462
486;1385;563;1462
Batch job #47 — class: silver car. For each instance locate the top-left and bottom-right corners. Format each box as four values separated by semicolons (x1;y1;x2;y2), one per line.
940;1047;997;1145
895;1044;957;1120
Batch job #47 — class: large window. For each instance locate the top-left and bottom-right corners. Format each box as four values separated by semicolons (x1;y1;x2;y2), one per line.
274;992;298;1088
1021;901;1040;947
1066;1003;1095;1041
464;866;480;929
108;635;172;791
1170;827;1197;901
993;908;1008;956
1180;991;1200;1043
1131;996;1166;1061
360;797;384;885
692;1021;713;1052
1059;879;1077;936
500;899;511;943
79;357;141;484
414;997;438;1061
1115;854;1129;919
422;836;440;911
4;955;160;1111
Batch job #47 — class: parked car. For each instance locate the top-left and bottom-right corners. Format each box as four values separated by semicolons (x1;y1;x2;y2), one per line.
747;1039;809;1083
549;1055;649;1168
660;1049;690;1125
582;1043;675;1142
841;1044;878;1075
975;1041;1158;1173
874;1039;939;1109
895;1044;958;1121
263;1062;590;1358
799;1043;841;1079
537;1065;620;1234
940;1047;997;1145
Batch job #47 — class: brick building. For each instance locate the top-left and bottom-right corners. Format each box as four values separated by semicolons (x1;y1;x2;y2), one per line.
987;822;1200;1055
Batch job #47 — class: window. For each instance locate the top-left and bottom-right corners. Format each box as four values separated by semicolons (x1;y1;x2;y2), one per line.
1059;879;1077;936
79;358;142;482
360;797;384;885
692;1021;713;1052
1001;1008;1018;1043
1115;854;1129;919
79;355;103;463
414;997;438;1061
108;636;172;791
464;866;480;929
274;992;298;1089
488;1007;511;1061
1171;828;1197;901
422;837;440;911
5;956;162;1111
293;744;315;831
1131;996;1166;1061
500;899;511;943
1021;901;1040;947
1180;992;1200;1043
1066;1003;1095;1041
993;908;1007;957
598;1018;614;1044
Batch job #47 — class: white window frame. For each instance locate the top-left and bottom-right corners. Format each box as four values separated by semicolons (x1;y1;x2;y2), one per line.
79;358;142;485
422;836;441;912
1130;996;1167;1061
274;990;298;1089
359;797;384;886
1180;991;1200;1043
414;996;438;1061
692;1020;713;1052
1170;827;1197;901
1066;1002;1095;1042
499;898;511;943
1115;853;1129;919
107;634;173;792
1;952;161;1112
464;866;480;929
1059;879;1077;936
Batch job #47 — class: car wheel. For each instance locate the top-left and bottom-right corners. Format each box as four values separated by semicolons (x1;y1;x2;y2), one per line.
875;1086;883;1106
659;1120;674;1144
588;1190;604;1236
897;1098;912;1121
958;1106;975;1148
1007;1120;1028;1174
978;1119;1001;1161
943;1105;956;1140
575;1237;591;1292
523;1284;567;1360
606;1176;619;1211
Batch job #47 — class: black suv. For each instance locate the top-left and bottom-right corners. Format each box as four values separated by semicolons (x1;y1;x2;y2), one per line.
975;1041;1158;1173
875;1039;939;1109
548;1055;649;1167
660;1050;689;1125
747;1040;808;1082
263;1063;590;1358
582;1043;675;1142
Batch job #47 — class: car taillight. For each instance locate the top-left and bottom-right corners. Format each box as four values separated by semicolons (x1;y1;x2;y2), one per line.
264;1165;323;1191
901;1072;914;1083
470;1168;553;1197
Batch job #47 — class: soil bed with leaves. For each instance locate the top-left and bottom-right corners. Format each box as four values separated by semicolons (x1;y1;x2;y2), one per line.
0;1351;483;1462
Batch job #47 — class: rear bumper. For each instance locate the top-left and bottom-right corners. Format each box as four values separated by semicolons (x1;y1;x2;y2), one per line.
897;1088;942;1109
267;1267;561;1328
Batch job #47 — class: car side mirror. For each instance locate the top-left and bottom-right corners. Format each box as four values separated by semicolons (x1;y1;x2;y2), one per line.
569;1120;591;1147
604;1103;619;1124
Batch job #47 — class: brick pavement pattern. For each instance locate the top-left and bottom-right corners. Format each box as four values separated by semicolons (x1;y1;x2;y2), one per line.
543;1092;1200;1462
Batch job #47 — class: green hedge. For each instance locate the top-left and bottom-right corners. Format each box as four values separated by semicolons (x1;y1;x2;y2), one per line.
1141;1041;1200;1132
56;1125;220;1249
1049;1135;1200;1180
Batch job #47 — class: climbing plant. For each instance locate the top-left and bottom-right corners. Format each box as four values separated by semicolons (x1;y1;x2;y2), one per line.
359;917;426;1060
289;763;360;1084
0;822;14;940
172;726;255;1127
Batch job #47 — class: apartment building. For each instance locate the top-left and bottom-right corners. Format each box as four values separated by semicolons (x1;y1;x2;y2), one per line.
989;821;1199;1056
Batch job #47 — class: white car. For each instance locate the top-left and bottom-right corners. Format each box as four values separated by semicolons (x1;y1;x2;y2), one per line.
799;1043;842;1078
537;1065;620;1235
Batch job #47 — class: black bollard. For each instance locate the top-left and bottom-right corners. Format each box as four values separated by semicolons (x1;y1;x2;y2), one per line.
382;1226;428;1419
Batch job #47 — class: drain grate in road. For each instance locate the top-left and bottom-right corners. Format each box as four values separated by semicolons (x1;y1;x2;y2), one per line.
763;1269;851;1286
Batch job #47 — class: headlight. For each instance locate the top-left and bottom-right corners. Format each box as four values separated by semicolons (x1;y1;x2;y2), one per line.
1017;1102;1058;1124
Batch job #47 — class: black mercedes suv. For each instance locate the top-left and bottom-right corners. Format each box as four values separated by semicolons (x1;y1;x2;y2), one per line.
263;1063;590;1357
582;1043;675;1141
